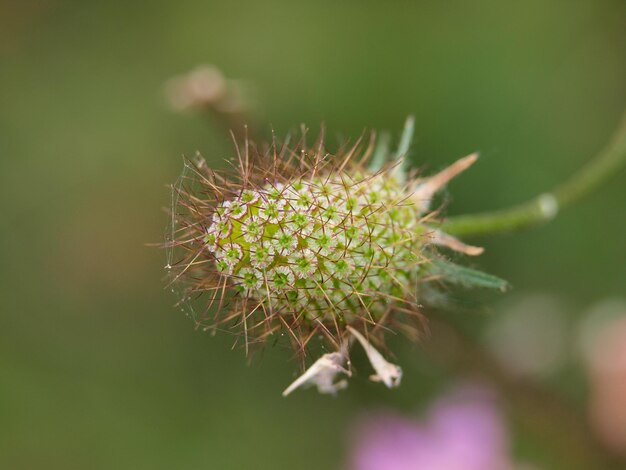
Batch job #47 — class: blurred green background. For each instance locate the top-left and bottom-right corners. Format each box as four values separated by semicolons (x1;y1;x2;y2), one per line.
1;0;625;468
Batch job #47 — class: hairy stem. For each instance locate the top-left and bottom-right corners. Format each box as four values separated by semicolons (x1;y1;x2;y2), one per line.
441;112;626;237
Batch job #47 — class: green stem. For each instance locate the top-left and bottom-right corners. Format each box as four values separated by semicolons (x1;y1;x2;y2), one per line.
442;112;626;237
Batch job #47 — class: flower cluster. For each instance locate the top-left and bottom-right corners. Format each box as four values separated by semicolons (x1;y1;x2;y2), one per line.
167;122;494;393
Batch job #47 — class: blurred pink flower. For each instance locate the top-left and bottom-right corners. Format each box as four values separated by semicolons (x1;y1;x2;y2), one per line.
347;385;513;470
579;299;626;454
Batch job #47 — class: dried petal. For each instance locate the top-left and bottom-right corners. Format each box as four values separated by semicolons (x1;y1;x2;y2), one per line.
282;351;351;397
348;326;402;389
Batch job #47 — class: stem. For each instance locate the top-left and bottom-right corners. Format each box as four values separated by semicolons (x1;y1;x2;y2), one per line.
441;112;626;237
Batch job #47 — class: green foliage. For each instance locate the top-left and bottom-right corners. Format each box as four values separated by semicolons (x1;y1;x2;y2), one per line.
430;258;510;292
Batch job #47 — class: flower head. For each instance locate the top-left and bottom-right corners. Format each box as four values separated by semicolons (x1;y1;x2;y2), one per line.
166;120;500;391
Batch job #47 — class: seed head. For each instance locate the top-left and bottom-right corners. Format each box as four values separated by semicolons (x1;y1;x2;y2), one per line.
166;124;487;366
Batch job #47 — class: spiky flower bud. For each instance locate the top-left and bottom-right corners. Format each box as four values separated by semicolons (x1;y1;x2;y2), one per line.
166;122;503;394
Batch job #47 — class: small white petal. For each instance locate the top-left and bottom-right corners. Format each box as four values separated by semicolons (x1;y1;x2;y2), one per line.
282;351;351;397
347;326;402;389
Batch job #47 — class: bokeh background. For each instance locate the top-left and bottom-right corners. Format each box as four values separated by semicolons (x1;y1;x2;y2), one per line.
1;1;625;469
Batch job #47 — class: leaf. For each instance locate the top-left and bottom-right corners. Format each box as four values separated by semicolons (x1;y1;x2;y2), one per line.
395;115;415;161
429;258;510;292
368;131;391;172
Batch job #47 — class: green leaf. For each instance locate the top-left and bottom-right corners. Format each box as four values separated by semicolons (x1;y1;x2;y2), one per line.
395;115;415;161
429;258;509;292
368;131;391;172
